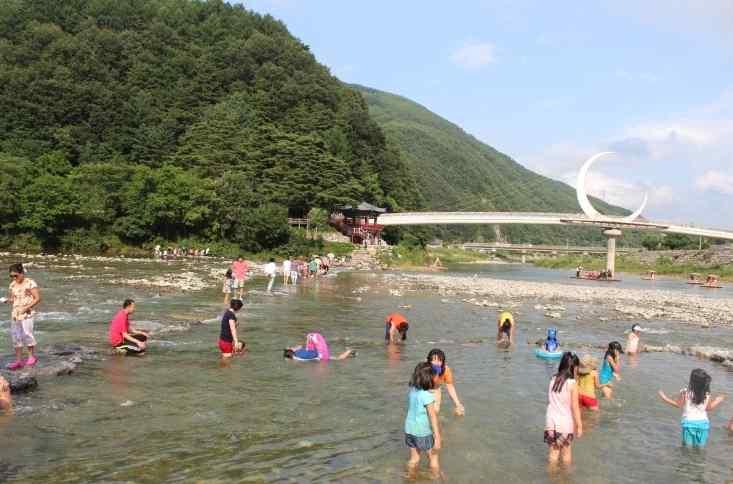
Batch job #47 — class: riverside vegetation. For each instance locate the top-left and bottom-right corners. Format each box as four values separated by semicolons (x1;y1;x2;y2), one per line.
0;0;639;258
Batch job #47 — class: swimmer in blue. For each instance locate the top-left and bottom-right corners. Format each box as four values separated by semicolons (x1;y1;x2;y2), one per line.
544;328;559;352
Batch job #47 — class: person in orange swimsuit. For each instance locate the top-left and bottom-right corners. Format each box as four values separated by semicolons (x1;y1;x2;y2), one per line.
385;312;409;343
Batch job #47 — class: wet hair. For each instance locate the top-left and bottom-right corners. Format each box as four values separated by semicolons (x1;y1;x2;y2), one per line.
426;348;446;373
397;322;409;340
230;299;244;311
604;341;623;362
8;263;23;274
123;299;135;309
688;368;711;406
552;352;578;392
501;320;512;332
283;349;294;359
409;362;435;391
225;269;232;278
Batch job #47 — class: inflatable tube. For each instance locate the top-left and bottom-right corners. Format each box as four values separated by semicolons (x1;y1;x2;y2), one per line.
535;348;563;360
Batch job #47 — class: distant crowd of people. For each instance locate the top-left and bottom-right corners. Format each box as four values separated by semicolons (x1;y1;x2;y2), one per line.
153;245;210;259
222;254;336;303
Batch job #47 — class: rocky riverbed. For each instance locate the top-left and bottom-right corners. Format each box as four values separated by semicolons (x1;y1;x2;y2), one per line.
389;273;733;326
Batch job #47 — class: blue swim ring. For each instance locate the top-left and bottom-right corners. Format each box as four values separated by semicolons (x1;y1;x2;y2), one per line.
535;348;563;359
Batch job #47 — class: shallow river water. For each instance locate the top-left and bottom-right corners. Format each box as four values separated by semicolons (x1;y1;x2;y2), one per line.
0;256;731;483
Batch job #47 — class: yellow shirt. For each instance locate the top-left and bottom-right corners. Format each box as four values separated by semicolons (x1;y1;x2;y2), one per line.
577;371;597;397
497;311;514;328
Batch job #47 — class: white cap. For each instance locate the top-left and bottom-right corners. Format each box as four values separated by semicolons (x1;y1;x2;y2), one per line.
631;324;642;332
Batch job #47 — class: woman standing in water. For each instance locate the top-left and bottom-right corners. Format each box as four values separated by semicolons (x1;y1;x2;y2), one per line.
4;263;41;369
544;352;582;466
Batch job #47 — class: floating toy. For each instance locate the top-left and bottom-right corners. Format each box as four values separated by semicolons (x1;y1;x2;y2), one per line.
535;347;563;359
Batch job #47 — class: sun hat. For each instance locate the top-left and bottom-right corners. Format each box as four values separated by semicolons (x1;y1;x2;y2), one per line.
578;354;598;374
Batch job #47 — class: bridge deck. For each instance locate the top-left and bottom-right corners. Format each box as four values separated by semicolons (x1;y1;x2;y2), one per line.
377;212;733;241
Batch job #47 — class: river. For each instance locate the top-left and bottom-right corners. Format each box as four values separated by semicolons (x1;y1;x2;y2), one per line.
0;255;731;483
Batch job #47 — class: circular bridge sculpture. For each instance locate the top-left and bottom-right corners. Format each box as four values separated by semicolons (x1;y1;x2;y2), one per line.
576;151;648;222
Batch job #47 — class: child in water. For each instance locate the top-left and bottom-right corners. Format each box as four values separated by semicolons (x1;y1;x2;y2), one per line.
544;328;559;352
599;342;623;398
544;352;583;465
404;362;442;478
496;311;515;344
219;299;245;358
222;269;234;305
577;354;600;411
658;368;726;447
427;349;465;416
626;324;642;355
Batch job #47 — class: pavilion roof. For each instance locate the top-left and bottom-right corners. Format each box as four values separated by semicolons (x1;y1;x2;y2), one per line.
337;202;386;215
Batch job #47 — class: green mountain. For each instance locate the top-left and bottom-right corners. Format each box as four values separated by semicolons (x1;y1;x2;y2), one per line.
0;0;419;253
354;85;633;245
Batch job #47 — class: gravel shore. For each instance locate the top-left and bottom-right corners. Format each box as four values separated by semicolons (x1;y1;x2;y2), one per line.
396;273;733;327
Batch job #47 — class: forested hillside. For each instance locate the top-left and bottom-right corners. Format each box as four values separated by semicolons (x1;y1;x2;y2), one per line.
355;85;635;245
0;0;420;253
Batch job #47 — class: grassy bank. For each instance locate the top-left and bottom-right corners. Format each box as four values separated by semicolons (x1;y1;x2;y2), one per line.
378;246;495;269
534;254;733;281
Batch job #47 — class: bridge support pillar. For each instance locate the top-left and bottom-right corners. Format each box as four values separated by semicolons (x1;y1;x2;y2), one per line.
603;229;622;276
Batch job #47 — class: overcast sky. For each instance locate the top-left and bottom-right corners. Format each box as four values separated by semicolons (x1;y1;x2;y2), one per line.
243;0;733;228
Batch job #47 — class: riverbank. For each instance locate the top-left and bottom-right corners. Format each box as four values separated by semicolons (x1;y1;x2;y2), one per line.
378;246;496;269
533;253;733;281
385;272;733;327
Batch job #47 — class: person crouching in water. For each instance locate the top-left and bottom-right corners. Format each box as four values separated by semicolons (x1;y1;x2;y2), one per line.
219;299;245;358
658;368;726;447
404;362;442;479
385;312;409;343
496;311;515;345
427;349;465;416
599;341;623;398
544;352;582;465
109;299;149;355
577;354;600;411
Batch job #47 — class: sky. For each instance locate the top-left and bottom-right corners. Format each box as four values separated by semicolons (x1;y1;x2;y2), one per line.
242;0;733;228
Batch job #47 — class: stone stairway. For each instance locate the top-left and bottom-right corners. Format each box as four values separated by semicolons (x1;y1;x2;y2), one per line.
350;247;387;270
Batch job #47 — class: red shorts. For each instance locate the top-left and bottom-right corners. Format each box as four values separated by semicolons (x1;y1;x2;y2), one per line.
218;339;234;354
579;394;598;408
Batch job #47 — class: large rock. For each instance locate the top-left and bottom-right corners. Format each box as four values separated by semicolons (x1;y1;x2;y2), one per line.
0;344;98;394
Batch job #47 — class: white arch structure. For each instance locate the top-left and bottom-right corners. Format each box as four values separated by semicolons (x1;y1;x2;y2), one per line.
376;153;733;275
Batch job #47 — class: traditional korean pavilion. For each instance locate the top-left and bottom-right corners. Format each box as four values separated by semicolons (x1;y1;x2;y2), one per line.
330;202;386;245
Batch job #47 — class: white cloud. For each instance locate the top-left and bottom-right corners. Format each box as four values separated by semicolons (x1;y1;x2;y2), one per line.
450;42;496;69
695;170;733;195
517;88;733;225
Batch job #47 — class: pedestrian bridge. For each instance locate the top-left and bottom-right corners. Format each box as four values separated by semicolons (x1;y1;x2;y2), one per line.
377;212;733;241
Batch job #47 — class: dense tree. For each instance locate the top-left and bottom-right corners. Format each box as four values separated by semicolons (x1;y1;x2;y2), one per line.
0;0;420;252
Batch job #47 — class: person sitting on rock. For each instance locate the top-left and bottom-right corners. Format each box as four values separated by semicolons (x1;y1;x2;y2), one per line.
109;299;149;355
385;312;409;343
